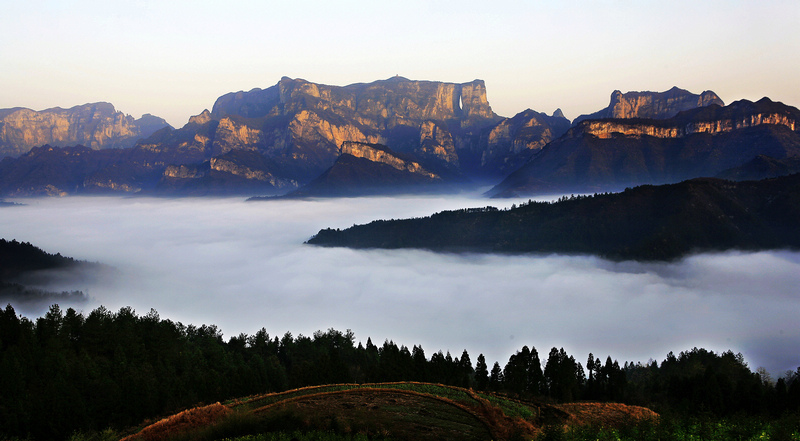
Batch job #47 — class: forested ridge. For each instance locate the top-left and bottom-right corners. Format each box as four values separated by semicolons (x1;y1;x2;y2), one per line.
0;238;80;280
1;304;798;440
307;173;800;260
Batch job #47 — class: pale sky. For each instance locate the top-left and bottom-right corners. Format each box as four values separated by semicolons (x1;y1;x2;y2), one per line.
2;0;799;127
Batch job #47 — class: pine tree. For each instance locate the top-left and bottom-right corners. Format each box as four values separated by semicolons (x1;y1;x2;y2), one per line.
475;354;489;390
489;361;504;391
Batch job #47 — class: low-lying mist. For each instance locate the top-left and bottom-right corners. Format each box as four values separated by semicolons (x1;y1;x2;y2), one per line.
2;195;799;376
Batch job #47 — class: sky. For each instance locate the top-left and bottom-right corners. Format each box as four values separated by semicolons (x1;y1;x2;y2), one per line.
2;196;799;378
2;0;799;127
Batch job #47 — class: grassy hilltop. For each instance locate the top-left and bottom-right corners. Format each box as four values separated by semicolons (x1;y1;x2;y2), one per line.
116;382;657;441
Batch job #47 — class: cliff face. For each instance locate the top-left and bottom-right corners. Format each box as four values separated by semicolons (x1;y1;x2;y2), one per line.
172;76;503;182
570;97;797;139
418;121;458;167
478;109;571;176
0;103;171;158
0;77;559;196
573;87;724;125
211;76;498;127
9;79;793;198
276;141;444;198
489;98;800;197
340;141;438;179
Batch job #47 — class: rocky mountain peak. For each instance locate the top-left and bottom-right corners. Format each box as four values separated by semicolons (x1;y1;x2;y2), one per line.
0;103;171;158
187;109;212;126
573;87;725;125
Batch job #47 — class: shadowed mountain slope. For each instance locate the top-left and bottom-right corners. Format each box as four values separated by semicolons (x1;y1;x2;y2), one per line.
489;98;800;197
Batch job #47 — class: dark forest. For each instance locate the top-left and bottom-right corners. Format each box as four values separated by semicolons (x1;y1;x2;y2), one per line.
1;304;798;440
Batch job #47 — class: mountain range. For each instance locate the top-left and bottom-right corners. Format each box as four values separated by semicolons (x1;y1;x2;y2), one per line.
0;78;798;197
0;102;170;157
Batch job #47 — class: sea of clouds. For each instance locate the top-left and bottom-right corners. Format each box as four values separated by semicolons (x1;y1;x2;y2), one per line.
2;194;799;377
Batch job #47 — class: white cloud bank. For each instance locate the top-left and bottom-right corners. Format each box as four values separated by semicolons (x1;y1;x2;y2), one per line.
2;195;799;376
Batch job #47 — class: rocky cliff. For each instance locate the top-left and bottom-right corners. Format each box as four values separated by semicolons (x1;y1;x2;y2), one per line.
269;142;445;199
8;79;792;198
569;97;796;139
340;141;438;179
573;87;724;125
0;77;576;196
120;76;507;191
211;76;498;126
477;109;571;176
0;103;171;158
489;98;800;197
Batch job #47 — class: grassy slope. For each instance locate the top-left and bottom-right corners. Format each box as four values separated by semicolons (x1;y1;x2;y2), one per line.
118;382;657;441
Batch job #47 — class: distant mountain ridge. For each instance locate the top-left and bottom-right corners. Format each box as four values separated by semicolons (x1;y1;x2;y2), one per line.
0;103;171;158
0;76;568;196
489;97;800;197
3;80;799;197
572;86;724;124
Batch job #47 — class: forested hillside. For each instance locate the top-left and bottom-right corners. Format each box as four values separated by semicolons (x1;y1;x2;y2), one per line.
0;239;79;280
308;174;800;260
1;304;798;440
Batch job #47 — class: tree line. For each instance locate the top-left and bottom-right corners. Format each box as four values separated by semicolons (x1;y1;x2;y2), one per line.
1;304;798;440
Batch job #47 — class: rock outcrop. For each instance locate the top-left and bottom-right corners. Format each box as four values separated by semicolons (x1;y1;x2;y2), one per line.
488;98;800;197
121;76;506;192
271;142;444;199
8;79;792;199
0;103;171;158
211;76;498;126
417;121;458;167
340;141;437;179
569;97;796;139
478;109;571;176
573;87;724;125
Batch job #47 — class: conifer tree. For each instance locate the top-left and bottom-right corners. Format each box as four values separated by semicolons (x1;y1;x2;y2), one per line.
475;354;489;390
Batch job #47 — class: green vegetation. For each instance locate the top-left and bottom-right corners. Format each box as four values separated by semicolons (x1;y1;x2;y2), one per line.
536;415;800;441
0;304;798;440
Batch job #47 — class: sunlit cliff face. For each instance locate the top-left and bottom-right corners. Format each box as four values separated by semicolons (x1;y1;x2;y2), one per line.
575;113;797;139
340;142;439;179
0;103;171;157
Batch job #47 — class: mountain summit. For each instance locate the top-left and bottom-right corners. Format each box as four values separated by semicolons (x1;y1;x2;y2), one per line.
0;103;171;158
572;87;724;125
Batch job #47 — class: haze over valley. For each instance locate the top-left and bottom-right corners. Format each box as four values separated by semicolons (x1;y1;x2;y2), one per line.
3;195;799;377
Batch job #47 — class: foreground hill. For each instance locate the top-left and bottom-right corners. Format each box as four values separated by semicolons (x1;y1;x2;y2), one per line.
2;302;795;440
307;173;800;261
118;382;657;441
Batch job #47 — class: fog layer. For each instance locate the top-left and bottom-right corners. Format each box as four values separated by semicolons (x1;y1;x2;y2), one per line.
2;196;799;375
